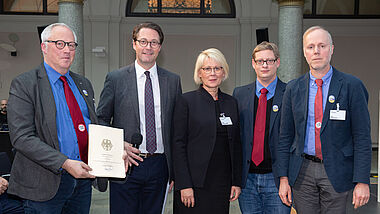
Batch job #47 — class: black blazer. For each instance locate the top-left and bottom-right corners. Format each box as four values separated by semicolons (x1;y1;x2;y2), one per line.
172;87;242;191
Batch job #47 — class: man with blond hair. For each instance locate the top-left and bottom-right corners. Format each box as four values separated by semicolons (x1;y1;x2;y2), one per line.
233;41;290;213
277;26;371;213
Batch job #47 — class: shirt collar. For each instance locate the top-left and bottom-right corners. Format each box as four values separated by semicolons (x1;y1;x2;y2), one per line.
44;61;73;85
134;60;158;79
309;66;333;86
256;77;278;97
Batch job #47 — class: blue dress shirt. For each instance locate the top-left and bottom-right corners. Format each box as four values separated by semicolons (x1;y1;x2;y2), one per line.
256;77;278;100
304;66;333;155
44;62;91;161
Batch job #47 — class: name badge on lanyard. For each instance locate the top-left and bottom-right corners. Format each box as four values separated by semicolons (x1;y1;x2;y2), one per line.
330;103;346;120
219;113;233;125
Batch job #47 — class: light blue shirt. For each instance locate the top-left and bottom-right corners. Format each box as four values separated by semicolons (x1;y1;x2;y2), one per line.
304;66;333;155
44;62;91;161
256;77;278;99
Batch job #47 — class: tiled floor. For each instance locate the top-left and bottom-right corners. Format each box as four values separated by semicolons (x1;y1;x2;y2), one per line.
90;150;380;213
90;184;379;214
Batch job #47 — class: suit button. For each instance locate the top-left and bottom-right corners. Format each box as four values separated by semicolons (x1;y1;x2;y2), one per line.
247;160;250;163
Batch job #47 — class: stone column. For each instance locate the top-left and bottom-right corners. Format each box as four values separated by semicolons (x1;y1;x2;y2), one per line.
277;0;304;82
58;0;84;75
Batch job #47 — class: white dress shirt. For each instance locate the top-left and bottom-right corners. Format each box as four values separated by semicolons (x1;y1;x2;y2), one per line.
135;60;164;154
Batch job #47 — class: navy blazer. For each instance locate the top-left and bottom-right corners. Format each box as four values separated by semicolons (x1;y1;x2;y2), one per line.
172;87;242;191
277;67;372;193
233;79;286;188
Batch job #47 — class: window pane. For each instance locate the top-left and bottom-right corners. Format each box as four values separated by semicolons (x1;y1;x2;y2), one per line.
161;0;200;14
303;0;312;14
129;0;232;15
316;0;354;15
359;0;380;15
47;0;58;13
3;0;43;12
205;0;230;14
131;0;158;13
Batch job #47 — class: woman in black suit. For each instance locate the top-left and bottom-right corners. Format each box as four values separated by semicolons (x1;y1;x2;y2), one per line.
172;48;242;214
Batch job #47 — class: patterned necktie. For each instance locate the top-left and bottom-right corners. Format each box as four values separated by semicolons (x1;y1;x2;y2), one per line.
144;71;157;154
252;88;268;166
60;76;88;163
314;79;323;159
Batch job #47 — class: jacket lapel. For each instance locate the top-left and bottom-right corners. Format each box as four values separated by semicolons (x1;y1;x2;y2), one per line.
126;65;140;125
37;64;59;150
269;80;285;135
71;73;97;124
158;67;168;126
247;83;256;146
321;68;342;133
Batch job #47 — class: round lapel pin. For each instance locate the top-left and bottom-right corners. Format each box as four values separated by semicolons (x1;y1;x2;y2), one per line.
328;95;335;103
272;105;279;112
82;89;88;96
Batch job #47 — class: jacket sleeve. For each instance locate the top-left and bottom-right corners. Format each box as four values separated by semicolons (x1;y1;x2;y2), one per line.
8;75;67;174
172;96;193;191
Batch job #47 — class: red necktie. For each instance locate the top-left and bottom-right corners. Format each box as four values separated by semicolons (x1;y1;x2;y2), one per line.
314;79;323;159
252;88;268;166
60;76;89;163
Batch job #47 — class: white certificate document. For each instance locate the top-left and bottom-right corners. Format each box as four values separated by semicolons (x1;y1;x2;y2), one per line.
88;124;126;178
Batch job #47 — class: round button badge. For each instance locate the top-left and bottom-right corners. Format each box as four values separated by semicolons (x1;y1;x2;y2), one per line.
78;124;86;132
328;95;335;103
272;105;279;112
315;122;322;129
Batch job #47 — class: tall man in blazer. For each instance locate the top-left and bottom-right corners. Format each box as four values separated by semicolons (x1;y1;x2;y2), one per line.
97;22;182;214
233;42;290;213
7;23;97;213
277;26;371;213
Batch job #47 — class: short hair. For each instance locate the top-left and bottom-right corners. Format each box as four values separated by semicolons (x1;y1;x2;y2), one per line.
132;22;164;45
193;48;229;85
252;41;280;60
41;23;77;43
303;26;333;46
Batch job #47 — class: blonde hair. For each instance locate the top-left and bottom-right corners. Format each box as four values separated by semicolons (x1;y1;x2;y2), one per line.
252;41;280;60
303;26;333;46
193;48;229;84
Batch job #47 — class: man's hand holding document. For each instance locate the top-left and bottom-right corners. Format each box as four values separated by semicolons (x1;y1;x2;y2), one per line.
88;124;126;178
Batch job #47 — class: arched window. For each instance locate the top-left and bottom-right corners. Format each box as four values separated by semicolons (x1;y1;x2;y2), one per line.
127;0;235;18
0;0;58;14
304;0;380;18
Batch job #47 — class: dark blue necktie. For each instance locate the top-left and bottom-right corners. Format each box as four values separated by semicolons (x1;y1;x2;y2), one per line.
145;71;157;154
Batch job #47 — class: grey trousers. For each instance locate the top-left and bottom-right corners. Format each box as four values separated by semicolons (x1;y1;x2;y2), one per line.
292;159;349;214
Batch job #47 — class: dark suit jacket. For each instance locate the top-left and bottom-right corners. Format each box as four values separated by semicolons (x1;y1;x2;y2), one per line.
7;64;97;201
277;67;372;193
96;63;182;182
233;79;286;188
172;87;242;191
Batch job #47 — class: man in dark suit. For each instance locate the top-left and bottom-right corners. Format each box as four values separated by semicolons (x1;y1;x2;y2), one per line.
233;42;290;213
277;26;371;213
97;22;182;214
7;23;97;213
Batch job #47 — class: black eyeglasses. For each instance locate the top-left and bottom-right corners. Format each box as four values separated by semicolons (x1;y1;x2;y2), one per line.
254;59;277;66
45;40;78;51
135;39;160;49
